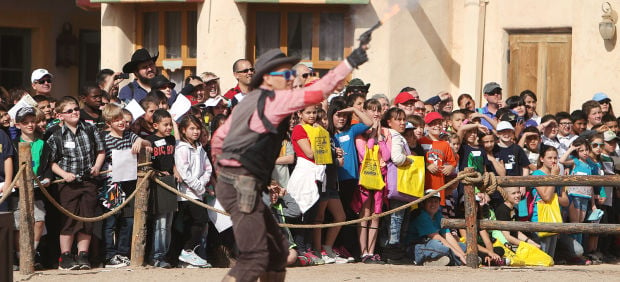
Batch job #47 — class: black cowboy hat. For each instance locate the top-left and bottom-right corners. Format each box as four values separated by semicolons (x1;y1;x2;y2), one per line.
150;74;176;90
249;49;300;88
122;48;159;73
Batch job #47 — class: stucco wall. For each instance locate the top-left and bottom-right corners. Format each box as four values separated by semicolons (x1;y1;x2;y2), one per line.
100;4;136;75
0;0;99;97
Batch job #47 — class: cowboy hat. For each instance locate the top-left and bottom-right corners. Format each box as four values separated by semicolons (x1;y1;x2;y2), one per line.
122;48;159;73
249;49;300;88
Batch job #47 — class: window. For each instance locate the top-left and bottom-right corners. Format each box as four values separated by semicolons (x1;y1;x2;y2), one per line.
136;5;197;92
249;5;352;75
0;28;31;90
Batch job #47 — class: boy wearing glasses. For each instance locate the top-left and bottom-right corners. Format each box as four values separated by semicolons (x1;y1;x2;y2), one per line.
31;69;53;96
46;96;105;270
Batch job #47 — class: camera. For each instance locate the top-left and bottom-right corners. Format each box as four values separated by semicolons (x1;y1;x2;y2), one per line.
114;73;129;80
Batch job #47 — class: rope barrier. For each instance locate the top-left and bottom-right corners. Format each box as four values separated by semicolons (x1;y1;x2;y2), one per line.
151;168;481;229
37;170;155;222
151;176;231;216
50;162;152;184
0;163;27;206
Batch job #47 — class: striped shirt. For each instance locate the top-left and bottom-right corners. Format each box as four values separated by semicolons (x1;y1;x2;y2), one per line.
103;130;139;167
47;121;105;176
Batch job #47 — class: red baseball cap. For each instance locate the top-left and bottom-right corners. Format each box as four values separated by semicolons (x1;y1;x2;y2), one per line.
394;92;417;105
424;111;443;124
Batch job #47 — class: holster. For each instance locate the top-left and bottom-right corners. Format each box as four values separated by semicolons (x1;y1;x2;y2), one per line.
220;171;260;214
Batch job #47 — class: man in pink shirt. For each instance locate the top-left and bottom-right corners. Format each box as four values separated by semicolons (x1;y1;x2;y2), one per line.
212;45;368;281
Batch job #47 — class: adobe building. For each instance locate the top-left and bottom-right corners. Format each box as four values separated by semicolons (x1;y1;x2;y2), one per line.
2;0;619;115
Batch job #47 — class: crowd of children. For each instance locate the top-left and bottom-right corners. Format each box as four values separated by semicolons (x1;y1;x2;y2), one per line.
2;66;620;271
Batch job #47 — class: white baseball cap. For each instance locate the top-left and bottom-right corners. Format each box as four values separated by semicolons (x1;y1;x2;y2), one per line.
31;69;53;83
496;121;515;132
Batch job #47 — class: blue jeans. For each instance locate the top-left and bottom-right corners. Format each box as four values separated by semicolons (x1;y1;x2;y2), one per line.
412;239;466;265
151;212;173;262
104;214;134;259
536;234;558;258
388;200;406;245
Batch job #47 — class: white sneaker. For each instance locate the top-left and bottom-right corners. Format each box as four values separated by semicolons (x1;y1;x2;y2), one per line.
321;253;336;264
179;248;207;266
333;256;349;264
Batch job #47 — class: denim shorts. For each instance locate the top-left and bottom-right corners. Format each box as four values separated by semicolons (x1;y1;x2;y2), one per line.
319;188;340;201
569;195;590;211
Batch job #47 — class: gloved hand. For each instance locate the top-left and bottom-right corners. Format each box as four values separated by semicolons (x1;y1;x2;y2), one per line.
346;47;368;69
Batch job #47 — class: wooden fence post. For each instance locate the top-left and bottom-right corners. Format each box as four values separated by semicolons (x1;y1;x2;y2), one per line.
464;184;479;268
18;143;34;274
130;149;151;267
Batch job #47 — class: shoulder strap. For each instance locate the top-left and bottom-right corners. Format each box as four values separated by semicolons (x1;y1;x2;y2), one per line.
257;89;277;134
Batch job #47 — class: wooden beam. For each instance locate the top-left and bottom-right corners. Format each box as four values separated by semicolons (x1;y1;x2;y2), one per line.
442;219;620;234
18;143;34;275
463;185;478;268
495;175;620;188
130;149;151;267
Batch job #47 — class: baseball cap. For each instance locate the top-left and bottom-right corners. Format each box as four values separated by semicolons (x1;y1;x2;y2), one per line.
593;92;611;103
15;107;37;123
405;122;416;130
424;189;440;198
604;130;618;142
424;111;443;124
496;121;515;131
31;69;53;83
483;82;501;94
394;92;417;105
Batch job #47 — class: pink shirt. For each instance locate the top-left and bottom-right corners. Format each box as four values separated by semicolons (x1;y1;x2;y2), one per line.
212;61;352;166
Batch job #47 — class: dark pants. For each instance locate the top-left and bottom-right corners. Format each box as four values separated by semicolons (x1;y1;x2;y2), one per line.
216;166;288;282
103;213;133;259
58;180;98;235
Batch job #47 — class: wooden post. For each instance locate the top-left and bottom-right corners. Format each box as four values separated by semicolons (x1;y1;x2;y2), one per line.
130;149;151;267
18;143;34;274
463;184;478;268
442;219;620;234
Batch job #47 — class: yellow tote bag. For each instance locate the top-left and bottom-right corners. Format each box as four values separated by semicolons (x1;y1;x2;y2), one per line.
516;241;554;266
359;145;385;190
396;156;425;198
537;194;563;237
302;124;333;165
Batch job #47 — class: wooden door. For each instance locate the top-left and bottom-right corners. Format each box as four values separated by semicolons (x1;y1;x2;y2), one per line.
508;34;571;115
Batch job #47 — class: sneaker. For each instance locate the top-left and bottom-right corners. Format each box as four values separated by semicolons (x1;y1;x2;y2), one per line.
179;248;208;267
117;255;131;266
422;256;450;266
105;255;128;268
320;250;336;264
76;251;91;270
58;252;79;270
333;246;355;263
153;259;172;269
361;254;373;264
295;255;312;267
371;254;386;264
303;251;325;265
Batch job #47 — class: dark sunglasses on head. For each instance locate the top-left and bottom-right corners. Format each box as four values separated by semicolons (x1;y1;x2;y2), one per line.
61;107;80;115
301;72;316;79
269;70;297;80
236;68;255;74
36;78;52;84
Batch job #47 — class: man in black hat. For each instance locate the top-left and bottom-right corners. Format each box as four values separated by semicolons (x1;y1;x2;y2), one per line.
212;44;369;281
118;48;159;103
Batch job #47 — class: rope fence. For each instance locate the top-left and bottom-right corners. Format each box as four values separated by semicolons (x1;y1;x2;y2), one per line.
0;163;28;206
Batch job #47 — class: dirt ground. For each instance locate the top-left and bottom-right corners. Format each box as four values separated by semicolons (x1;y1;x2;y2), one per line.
12;263;620;282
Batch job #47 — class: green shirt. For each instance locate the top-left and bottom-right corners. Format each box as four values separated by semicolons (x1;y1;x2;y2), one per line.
21;138;44;175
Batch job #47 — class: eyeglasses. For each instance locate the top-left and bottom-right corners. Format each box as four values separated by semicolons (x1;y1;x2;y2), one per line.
158;84;174;90
36;78;52;84
559;122;572;126
235;68;255;74
61;107;80;115
591;142;604;148
301;72;316;79
600;100;611;104
268;70;296;80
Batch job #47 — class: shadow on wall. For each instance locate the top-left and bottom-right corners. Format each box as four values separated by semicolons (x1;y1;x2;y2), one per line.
409;4;460;87
604;32;617;51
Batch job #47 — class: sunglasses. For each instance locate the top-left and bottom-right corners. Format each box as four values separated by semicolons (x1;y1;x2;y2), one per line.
236;68;255;74
36;78;52;84
301;72;316;79
158;84;174;89
61;107;80;115
269;70;297;80
591;142;604;148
